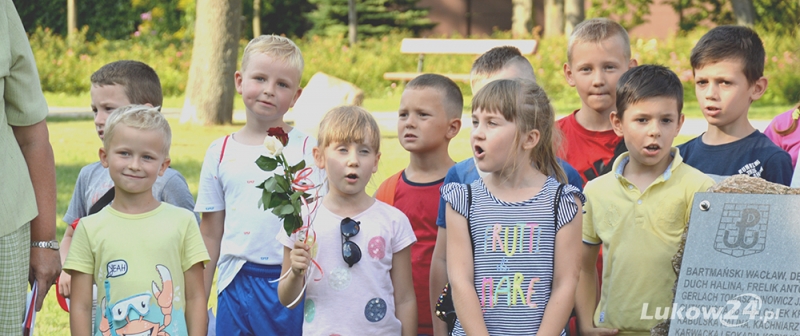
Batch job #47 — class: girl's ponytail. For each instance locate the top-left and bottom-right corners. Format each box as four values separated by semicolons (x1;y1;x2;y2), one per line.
773;105;800;136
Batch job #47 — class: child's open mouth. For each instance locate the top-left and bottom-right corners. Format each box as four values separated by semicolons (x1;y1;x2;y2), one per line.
644;144;661;154
474;145;485;158
345;173;359;182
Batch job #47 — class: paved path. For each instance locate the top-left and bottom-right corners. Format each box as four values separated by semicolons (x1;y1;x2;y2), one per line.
48;107;771;137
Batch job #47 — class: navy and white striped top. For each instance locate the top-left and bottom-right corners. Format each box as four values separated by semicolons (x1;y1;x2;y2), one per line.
441;176;584;336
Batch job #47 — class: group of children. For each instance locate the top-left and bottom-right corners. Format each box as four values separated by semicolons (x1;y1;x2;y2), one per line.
56;17;800;336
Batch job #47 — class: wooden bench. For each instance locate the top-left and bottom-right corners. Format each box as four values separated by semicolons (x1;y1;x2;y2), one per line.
383;38;538;83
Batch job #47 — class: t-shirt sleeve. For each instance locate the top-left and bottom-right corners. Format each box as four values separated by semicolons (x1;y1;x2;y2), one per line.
159;169;200;223
3;2;48;127
581;182;601;245
63;168;90;225
63;219;95;275
181;212;210;271
762;149;793;186
555;184;586;231
391;210;416;253
436;167;462;228
194;139;226;213
440;182;470;220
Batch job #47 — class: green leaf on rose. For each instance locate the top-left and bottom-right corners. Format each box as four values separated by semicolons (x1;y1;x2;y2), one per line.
263;177;277;192
261;191;273;210
283;215;302;236
255;156;279;171
290;191;303;202
268;195;284;208
274;175;291;193
279;203;295;215
289;160;306;174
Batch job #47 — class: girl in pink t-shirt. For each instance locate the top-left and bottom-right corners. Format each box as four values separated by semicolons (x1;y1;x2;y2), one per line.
277;106;418;335
765;104;800;168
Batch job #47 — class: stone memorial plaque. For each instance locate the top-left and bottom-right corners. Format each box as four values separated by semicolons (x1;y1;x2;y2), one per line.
668;193;800;336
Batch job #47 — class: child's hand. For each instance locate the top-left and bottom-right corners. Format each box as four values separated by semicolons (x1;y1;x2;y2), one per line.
58;271;71;298
289;240;311;276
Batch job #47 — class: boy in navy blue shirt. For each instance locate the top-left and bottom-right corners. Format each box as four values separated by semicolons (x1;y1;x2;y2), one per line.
677;26;791;185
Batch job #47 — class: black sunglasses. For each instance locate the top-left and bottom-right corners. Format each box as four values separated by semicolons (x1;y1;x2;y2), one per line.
341;217;362;267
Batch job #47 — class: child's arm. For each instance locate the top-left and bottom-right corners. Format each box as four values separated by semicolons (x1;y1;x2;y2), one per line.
429;227;449;336
277;241;310;309
538;197;583;335
199;210;225;301
391;246;417;336
57;225;75;297
445;205;489;335
575;243;618;336
185;262;208;336
68;271;94;335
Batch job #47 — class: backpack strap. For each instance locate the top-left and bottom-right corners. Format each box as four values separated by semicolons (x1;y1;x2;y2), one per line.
219;134;231;164
88;187;115;215
466;184;474;252
554;183;566;228
375;171;403;206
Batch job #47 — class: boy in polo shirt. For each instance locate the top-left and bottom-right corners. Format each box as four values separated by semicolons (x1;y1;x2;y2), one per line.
576;65;715;335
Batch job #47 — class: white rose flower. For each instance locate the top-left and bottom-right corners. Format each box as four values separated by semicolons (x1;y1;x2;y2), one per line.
263;136;284;157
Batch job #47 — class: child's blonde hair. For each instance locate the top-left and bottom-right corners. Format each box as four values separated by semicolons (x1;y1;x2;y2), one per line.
317;106;381;152
472;79;566;182
567;18;631;63
242;35;304;77
103;105;172;155
773;104;800;136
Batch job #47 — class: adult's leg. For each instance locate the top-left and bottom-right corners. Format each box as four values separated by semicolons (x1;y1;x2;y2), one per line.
0;223;31;336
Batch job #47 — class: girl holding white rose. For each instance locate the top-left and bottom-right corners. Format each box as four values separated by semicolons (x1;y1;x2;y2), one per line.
277;106;418;336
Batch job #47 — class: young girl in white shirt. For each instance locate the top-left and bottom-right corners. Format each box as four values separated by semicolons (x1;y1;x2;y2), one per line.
277;106;418;335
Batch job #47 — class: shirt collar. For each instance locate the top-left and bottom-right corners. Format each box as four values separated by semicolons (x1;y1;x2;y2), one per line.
613;148;683;182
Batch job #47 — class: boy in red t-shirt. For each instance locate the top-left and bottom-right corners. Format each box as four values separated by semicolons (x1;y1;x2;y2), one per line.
559;18;638;184
375;74;463;335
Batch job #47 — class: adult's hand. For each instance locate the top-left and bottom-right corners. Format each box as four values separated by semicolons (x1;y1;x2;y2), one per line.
29;247;61;310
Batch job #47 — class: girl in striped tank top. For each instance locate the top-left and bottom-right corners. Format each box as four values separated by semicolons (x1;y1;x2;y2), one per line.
442;79;585;335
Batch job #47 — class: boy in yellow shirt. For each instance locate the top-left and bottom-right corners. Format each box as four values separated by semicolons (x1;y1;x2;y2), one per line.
576;65;715;335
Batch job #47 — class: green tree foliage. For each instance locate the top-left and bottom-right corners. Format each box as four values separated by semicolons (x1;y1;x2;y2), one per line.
668;0;799;35
15;0;138;40
242;0;315;39
14;0;194;41
586;0;653;31
307;0;435;38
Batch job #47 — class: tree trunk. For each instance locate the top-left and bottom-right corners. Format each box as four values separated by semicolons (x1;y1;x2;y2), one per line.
730;0;756;27
511;0;534;38
564;0;584;36
67;0;76;40
544;0;565;37
253;0;261;37
181;0;242;125
348;0;357;46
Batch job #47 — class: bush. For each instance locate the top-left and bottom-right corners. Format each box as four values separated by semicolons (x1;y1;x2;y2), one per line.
27;28;800;106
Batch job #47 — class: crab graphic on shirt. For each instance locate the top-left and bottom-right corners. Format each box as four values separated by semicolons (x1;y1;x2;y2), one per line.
98;264;174;336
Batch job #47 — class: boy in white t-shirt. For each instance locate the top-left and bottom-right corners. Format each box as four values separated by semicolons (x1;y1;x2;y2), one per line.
195;35;323;335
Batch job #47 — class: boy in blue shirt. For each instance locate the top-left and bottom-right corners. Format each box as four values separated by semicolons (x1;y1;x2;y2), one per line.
677;26;791;185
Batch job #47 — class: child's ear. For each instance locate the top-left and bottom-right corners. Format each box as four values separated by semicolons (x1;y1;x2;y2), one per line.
446;117;462;140
628;58;639;68
749;76;768;101
676;113;686;133
312;147;325;169
563;63;577;87
234;71;244;95
159;157;171;177
373;151;381;174
289;87;303;108
521;129;540;150
99;147;109;168
610;111;624;137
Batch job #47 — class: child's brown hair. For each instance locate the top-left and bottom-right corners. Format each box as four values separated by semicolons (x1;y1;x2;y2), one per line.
91;60;163;107
472;78;565;182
